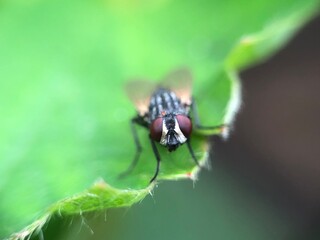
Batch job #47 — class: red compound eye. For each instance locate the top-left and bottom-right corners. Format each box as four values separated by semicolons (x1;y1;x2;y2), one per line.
176;115;192;138
150;117;163;142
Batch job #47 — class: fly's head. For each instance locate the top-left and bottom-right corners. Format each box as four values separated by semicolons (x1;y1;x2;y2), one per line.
150;113;192;151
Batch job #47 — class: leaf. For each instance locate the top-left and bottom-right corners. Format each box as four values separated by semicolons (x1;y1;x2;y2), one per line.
0;0;318;239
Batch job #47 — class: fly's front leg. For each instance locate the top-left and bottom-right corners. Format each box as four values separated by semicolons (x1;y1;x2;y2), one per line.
149;136;161;183
186;140;201;167
119;117;143;178
191;97;226;132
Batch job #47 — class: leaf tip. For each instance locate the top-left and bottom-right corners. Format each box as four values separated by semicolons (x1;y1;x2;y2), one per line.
92;178;109;189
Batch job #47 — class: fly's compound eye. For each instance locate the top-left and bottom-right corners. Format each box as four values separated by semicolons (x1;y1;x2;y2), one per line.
176;115;192;138
150;117;163;142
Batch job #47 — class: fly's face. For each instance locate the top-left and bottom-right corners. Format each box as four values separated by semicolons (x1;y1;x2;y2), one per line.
149;113;192;152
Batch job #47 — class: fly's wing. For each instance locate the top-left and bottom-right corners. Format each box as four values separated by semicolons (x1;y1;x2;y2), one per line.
160;68;193;105
125;80;157;116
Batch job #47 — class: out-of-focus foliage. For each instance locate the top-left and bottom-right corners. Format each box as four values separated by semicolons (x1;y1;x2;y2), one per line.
0;0;318;238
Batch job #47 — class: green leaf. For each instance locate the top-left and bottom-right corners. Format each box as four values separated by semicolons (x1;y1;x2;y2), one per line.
0;0;318;239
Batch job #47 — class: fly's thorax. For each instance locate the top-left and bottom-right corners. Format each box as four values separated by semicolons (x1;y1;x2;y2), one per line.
148;88;188;123
149;113;193;151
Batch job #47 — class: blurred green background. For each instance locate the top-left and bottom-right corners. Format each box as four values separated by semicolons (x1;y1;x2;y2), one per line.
0;0;319;239
42;16;320;240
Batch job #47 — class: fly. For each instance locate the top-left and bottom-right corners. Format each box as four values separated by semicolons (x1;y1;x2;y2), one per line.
120;68;224;183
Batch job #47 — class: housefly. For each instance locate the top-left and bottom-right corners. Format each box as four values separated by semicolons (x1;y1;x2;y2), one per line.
120;68;224;183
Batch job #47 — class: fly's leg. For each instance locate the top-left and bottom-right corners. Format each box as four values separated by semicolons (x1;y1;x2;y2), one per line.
149;136;161;183
191;98;226;132
118;117;143;178
188;98;225;168
186;140;201;167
